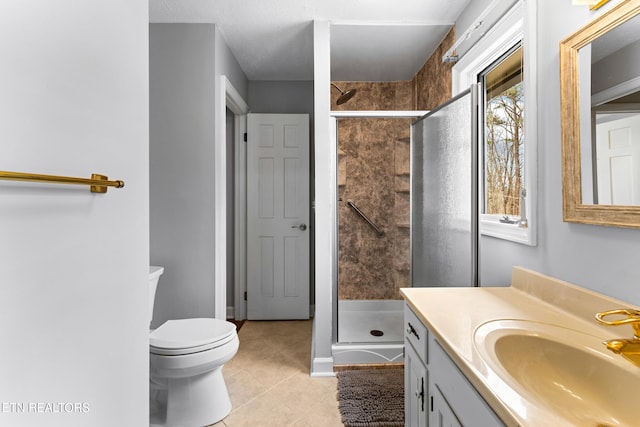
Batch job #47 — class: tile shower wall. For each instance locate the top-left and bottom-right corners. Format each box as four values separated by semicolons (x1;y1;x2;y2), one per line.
415;27;455;110
333;82;414;300
337;117;412;300
331;81;414;111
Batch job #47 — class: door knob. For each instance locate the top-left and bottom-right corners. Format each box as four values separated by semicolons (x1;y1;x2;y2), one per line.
291;223;307;231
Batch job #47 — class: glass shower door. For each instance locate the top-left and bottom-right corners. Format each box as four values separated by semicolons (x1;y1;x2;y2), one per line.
411;86;479;288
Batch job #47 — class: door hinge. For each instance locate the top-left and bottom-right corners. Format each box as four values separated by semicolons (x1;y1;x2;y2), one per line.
244;132;247;142
244;291;247;301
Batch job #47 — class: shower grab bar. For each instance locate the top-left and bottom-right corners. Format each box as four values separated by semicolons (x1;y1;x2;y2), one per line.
0;170;124;193
346;200;384;237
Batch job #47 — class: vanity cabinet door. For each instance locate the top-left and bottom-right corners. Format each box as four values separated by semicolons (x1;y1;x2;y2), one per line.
404;302;504;426
430;385;462;427
405;304;428;360
428;336;505;427
405;340;428;427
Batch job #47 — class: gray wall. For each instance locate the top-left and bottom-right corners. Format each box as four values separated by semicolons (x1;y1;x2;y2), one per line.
217;30;249;100
592;38;640;94
455;0;516;59
248;80;315;114
150;23;248;327
479;1;640;306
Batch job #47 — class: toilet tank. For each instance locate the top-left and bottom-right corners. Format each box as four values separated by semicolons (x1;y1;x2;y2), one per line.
149;266;164;326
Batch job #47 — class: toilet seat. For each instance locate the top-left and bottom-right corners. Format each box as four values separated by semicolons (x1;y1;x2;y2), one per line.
150;318;237;356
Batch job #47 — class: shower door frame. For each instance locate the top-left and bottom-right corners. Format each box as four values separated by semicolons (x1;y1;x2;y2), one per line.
330;110;427;364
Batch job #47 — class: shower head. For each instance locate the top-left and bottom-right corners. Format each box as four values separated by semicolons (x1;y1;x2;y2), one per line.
331;83;357;105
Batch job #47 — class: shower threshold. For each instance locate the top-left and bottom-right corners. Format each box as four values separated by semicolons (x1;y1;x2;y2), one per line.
332;342;404;365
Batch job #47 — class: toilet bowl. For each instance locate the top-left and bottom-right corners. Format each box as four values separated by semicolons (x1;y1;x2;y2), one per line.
149;267;239;427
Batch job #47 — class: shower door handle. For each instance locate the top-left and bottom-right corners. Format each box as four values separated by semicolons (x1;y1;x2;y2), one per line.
291;223;307;231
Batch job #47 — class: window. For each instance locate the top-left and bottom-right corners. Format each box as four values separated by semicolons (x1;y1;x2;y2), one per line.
452;0;536;245
479;44;524;223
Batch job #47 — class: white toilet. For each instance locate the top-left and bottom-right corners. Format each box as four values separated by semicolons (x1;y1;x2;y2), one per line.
148;266;239;427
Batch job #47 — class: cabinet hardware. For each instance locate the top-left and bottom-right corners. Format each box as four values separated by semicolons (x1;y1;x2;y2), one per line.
407;322;420;340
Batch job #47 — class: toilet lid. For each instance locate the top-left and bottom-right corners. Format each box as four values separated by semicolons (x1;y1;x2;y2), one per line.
150;318;236;354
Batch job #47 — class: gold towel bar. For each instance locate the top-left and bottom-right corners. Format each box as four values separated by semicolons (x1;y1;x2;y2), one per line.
0;170;124;193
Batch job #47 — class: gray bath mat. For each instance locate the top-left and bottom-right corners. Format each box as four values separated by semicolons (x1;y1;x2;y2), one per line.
336;368;404;427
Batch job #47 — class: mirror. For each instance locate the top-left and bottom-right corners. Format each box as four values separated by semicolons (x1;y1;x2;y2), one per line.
560;0;640;228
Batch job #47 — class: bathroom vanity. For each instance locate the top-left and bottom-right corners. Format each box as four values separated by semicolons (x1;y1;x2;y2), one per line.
401;267;640;427
404;304;502;426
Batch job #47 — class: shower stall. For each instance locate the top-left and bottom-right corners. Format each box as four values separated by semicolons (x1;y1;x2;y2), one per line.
331;112;421;365
330;87;479;365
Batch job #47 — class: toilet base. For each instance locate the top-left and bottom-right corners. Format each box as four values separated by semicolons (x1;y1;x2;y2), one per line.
150;367;231;427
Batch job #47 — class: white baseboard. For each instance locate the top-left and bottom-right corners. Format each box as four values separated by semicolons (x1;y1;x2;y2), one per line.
310;356;335;377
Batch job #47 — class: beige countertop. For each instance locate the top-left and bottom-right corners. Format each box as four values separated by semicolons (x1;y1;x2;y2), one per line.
401;267;639;427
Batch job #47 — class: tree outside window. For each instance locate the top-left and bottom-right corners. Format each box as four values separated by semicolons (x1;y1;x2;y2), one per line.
482;45;524;219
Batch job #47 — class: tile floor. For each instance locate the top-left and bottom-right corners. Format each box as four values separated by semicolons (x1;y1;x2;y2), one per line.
210;320;343;427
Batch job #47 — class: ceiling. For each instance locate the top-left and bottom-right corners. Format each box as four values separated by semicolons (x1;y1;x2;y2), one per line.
149;0;472;81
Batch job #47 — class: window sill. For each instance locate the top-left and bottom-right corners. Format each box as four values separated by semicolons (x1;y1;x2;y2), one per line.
480;216;535;246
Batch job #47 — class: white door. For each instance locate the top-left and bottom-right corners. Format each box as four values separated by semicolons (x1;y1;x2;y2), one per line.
595;113;640;204
247;114;310;319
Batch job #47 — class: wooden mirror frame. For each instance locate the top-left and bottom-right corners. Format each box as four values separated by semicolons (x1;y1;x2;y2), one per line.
560;0;640;228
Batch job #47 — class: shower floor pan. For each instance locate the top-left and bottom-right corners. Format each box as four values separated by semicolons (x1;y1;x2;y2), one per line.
333;300;404;365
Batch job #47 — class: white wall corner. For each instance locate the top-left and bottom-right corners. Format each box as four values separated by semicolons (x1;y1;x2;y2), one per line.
311;20;335;374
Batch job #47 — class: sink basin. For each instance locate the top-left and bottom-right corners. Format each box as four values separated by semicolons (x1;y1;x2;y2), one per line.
474;320;639;426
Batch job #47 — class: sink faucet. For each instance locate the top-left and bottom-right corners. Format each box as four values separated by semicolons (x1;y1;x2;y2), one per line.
595;308;640;368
